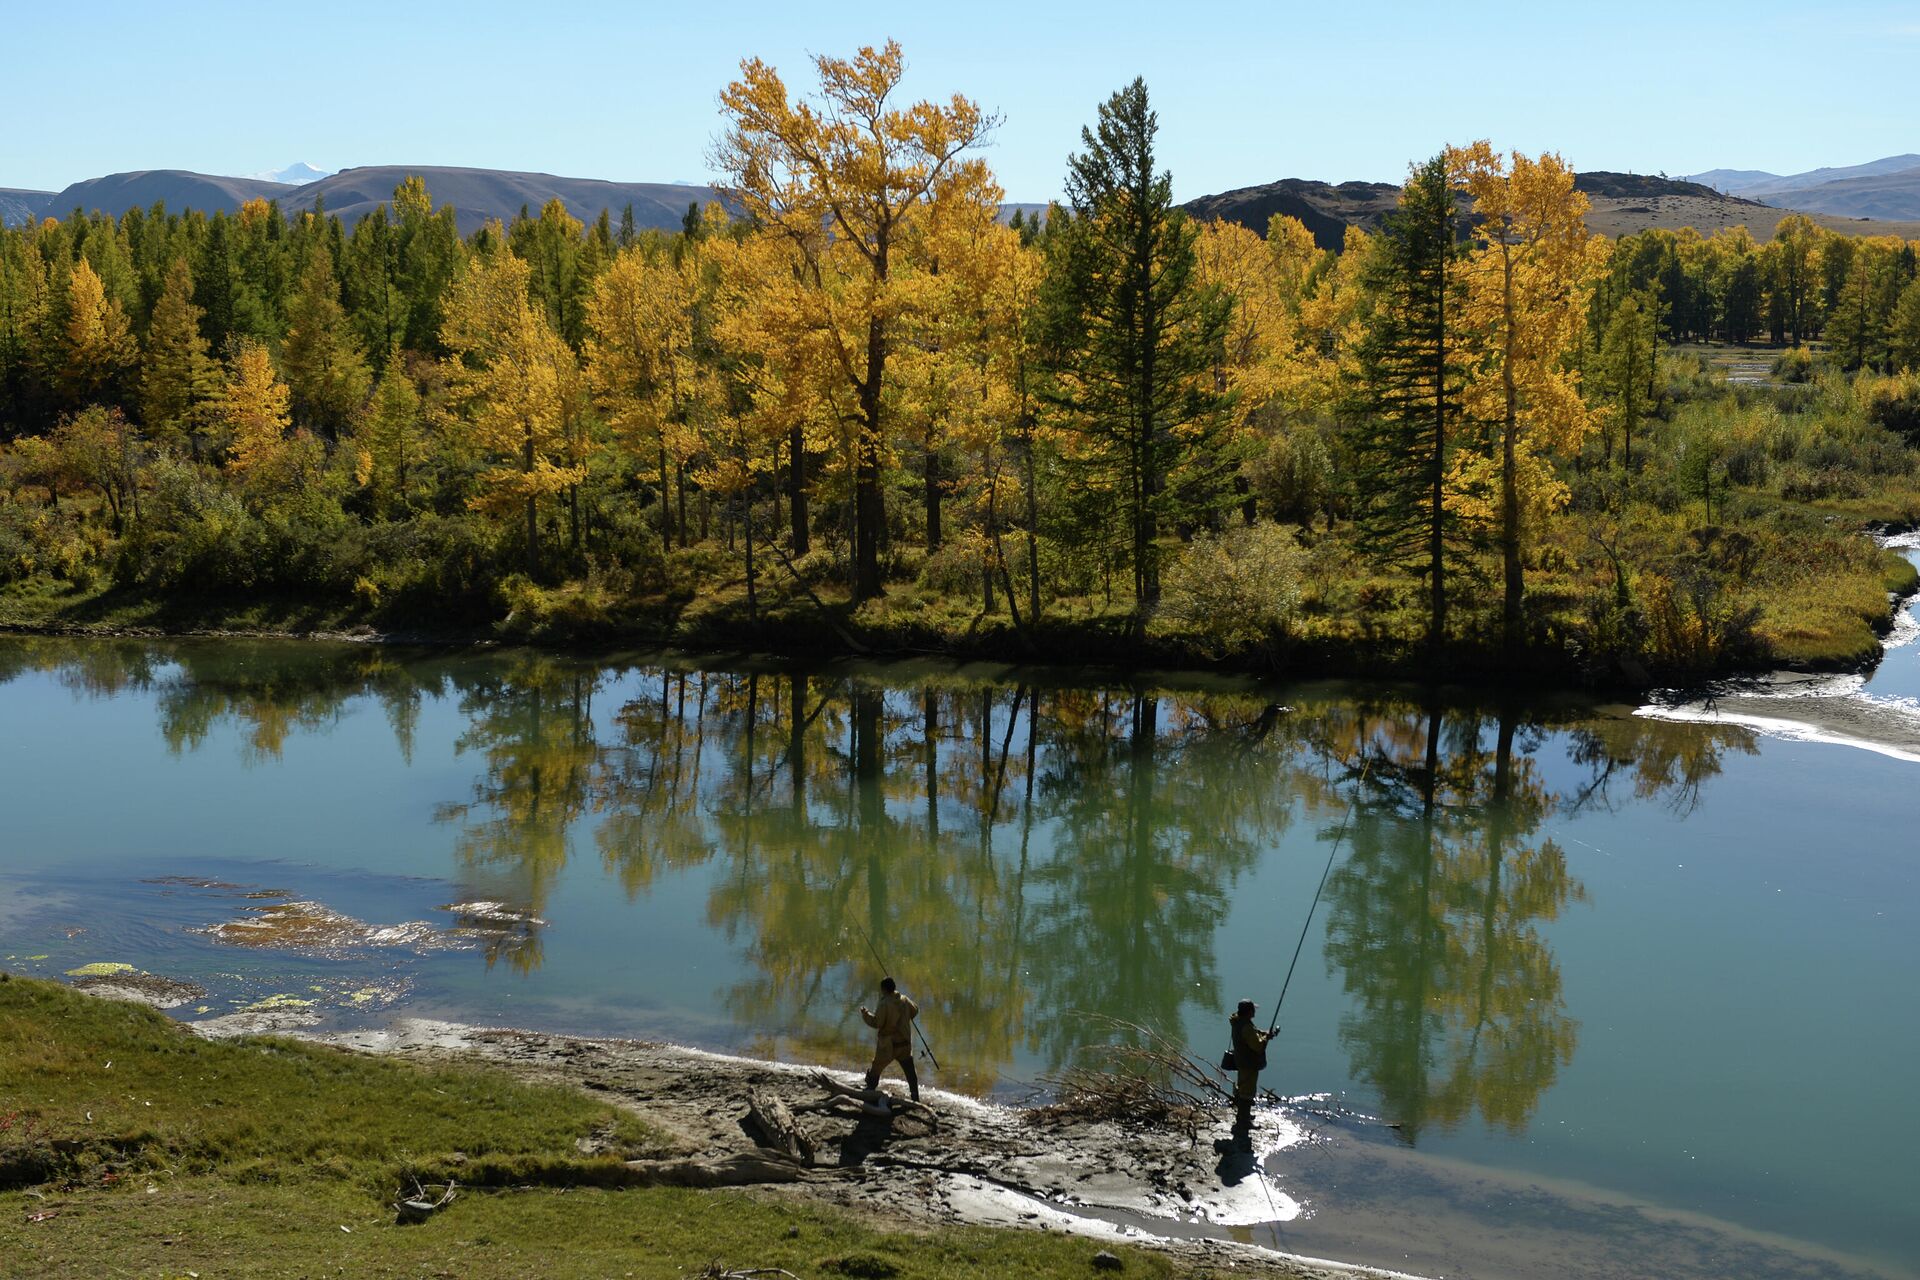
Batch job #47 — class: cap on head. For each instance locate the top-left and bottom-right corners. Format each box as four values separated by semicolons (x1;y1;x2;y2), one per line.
1236;999;1256;1015
880;977;897;993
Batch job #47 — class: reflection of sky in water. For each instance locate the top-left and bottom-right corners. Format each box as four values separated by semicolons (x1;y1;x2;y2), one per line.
1;635;1917;1276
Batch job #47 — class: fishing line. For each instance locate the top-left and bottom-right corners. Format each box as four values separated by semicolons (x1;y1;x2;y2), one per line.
848;919;942;1070
1267;758;1371;1036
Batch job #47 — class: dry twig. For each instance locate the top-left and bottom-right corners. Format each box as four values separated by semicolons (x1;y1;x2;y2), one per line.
1029;1014;1230;1140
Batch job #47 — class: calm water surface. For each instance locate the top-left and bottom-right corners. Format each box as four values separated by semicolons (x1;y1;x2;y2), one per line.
3;577;1917;1277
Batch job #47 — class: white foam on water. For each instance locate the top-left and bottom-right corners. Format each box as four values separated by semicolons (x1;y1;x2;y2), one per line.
1637;703;1920;764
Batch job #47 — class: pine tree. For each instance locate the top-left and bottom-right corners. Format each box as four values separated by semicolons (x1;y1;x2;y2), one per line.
1345;154;1473;661
1038;77;1229;608
140;257;220;456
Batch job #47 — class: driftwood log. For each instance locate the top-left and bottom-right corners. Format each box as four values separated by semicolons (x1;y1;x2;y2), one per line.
745;1089;816;1167
790;1071;939;1129
619;1152;808;1188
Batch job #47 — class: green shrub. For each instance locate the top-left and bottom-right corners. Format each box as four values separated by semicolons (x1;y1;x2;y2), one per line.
916;530;993;596
1860;372;1920;442
1772;346;1815;383
1158;520;1306;656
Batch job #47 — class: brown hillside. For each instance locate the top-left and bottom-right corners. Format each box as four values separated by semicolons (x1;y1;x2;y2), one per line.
1185;172;1920;245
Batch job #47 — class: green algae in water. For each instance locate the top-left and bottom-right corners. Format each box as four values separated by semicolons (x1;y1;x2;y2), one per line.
65;962;135;977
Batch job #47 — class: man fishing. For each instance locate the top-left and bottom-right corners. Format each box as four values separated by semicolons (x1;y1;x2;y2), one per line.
1228;999;1275;1132
860;976;920;1102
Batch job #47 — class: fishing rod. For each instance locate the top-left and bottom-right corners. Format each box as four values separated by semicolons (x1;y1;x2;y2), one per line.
1267;758;1371;1037
849;919;942;1071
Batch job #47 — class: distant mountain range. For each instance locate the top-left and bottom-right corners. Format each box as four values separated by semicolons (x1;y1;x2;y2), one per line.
7;155;1919;241
13;165;724;236
1683;154;1920;219
0;188;52;226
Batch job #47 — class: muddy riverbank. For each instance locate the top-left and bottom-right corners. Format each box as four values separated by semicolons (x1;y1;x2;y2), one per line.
191;1008;1903;1280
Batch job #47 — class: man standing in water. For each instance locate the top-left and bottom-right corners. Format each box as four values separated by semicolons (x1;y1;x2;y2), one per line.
1229;999;1275;1131
861;976;920;1102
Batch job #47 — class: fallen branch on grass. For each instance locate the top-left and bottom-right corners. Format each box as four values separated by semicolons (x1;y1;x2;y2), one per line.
394;1177;458;1224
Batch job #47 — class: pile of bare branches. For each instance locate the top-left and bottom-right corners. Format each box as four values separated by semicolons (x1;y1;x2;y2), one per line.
1028;1016;1229;1140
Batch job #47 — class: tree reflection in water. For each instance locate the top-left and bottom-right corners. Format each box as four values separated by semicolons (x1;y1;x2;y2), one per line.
4;638;1759;1127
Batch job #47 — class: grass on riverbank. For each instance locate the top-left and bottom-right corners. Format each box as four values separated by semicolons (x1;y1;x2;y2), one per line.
5;441;1916;690
0;976;1210;1279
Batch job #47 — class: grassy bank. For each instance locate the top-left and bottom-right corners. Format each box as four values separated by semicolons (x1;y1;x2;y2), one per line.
0;976;1212;1279
4;519;1915;693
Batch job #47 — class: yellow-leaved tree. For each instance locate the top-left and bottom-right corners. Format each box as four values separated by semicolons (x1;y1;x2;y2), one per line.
701;227;807;620
1449;143;1606;651
60;258;136;408
221;339;295;488
714;39;998;601
584;230;705;549
890;178;1017;575
441;241;587;577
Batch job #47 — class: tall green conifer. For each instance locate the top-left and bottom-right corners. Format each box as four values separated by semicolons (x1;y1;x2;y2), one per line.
140;257;219;454
281;240;370;436
1040;77;1229;608
1346;154;1473;660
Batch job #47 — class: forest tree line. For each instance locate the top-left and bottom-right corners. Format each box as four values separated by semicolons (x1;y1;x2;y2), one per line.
3;43;1918;677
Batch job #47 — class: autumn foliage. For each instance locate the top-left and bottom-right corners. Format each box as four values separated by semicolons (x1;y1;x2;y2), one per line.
1;43;1916;680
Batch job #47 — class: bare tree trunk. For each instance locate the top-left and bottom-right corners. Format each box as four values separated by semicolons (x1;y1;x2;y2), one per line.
658;443;674;545
743;494;757;624
924;447;942;551
853;302;887;600
1499;236;1523;655
788;425;809;554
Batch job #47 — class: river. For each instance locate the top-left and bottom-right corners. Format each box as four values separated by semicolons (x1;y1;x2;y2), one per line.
3;554;1917;1278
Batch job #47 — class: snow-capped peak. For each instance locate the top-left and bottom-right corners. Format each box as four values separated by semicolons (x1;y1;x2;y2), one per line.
246;162;333;186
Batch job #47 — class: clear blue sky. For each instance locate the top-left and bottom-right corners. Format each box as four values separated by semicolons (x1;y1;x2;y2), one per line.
3;0;1915;199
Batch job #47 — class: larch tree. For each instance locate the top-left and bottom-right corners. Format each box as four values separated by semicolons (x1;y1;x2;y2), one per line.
140;257;220;456
1771;214;1821;346
1824;239;1894;372
713;39;998;601
441;242;586;577
1450;143;1605;654
1040;78;1230;610
355;349;424;516
221;338;295;488
60;259;136;409
1890;274;1920;372
585;236;707;549
1596;289;1657;471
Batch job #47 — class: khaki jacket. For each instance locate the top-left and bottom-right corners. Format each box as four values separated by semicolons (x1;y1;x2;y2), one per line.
1231;1014;1271;1070
863;990;918;1053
